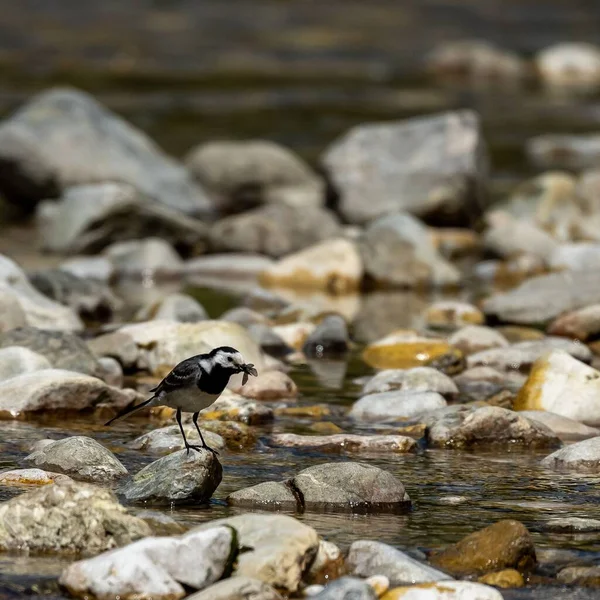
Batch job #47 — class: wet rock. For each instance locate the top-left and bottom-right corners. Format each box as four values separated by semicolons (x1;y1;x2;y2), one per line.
136;510;186;536
0;369;139;418
362;331;452;370
221;306;271;328
312;577;377;600
38;182;208;255
0;326;100;376
424;301;484;330
360;213;460;288
430;227;480;259
272;322;316;350
527;134;600;171
128;424;226;454
426;40;527;81
548;304;600;341
322;110;488;226
186;139;324;213
60;525;235;600
302;315;349;358
0;288;27;332
203;393;274;424
87;330;140;369
546;517;600;533
24;436;127;482
104;237;184;279
59;256;115;283
350;391;447;422
558;566;600;587
0;346;51;381
306;540;345;585
520;411;600;440
120;449;222;505
97;356;123;388
541;436;600;472
198;419;257;450
467;338;591;373
116;319;264;377
483;268;600;326
0;479;151;553
29;268;121;320
0;87;211;215
363;367;458;398
235;369;297;400
188;576;283;600
382;581;503;599
515;350;600;425
425;406;560;449
193;513;319;593
448;325;509;356
270;433;417;454
536;42;600;88
347;540;451;586
260;238;363;293
230;462;410;513
430;519;536;576
136;292;208;323
478;569;524;588
483;214;559;260
0;255;82;331
228;481;298;510
0;468;72;486
209;203;340;258
452;366;522;403
293;462;411;512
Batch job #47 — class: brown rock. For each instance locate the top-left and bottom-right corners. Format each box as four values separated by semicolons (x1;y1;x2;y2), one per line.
430;520;536;576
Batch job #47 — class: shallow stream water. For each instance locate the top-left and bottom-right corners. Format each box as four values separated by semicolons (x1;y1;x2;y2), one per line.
2;0;600;596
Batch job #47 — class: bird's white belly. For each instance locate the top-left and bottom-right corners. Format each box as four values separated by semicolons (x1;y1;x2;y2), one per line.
161;387;218;413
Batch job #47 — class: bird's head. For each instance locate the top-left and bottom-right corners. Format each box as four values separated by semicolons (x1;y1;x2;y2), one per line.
211;346;258;383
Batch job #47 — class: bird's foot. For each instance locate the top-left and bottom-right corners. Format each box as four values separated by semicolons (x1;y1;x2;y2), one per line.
186;444;219;456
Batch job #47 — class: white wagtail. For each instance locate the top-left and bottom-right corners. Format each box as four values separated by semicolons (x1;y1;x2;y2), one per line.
105;346;258;454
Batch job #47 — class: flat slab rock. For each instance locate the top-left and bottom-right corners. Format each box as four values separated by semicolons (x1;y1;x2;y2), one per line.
0;479;150;554
60;525;235;600
228;461;411;513
119;448;222;505
23;436;127;482
0;468;73;486
270;433;417;454
187;576;283;600
192;513;319;593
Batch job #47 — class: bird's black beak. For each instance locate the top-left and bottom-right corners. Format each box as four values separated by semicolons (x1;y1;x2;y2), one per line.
239;363;258;385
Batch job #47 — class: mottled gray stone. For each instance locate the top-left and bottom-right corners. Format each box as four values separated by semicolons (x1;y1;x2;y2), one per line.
312;577;377;600
0;346;51;381
0;479;150;553
541;436;600;472
187;576;283;600
350;390;447;422
119;449;222;505
303;315;349;358
24;436;127;482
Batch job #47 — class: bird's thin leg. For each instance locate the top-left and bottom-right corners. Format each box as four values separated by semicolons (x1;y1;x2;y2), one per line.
176;408;193;455
192;412;219;455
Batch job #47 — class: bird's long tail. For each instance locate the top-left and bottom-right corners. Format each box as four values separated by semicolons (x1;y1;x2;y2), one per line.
104;396;156;426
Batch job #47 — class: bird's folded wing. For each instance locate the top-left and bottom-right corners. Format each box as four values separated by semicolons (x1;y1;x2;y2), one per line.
150;359;200;394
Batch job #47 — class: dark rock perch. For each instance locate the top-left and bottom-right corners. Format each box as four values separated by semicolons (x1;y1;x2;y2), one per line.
228;461;411;514
119;449;222;505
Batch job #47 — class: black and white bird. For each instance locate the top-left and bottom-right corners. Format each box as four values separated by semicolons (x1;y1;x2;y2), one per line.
105;346;258;454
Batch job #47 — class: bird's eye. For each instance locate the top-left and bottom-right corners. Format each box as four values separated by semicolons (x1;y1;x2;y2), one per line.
228;356;233;362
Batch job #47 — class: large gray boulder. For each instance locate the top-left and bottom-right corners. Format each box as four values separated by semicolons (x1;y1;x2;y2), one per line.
60;525;236;600
322;110;488;226
359;213;460;288
188;576;282;600
0;369;139;418
24;436;127;482
0;255;82;331
37;182;208;254
119;449;222;505
0;479;151;553
0;87;212;215
0;326;101;376
0;346;51;381
185;139;324;213
209;203;341;258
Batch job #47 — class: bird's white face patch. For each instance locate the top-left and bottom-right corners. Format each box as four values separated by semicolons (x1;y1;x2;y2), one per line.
214;349;245;369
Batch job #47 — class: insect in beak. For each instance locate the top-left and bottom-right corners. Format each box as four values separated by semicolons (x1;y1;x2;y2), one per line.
240;363;258;385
